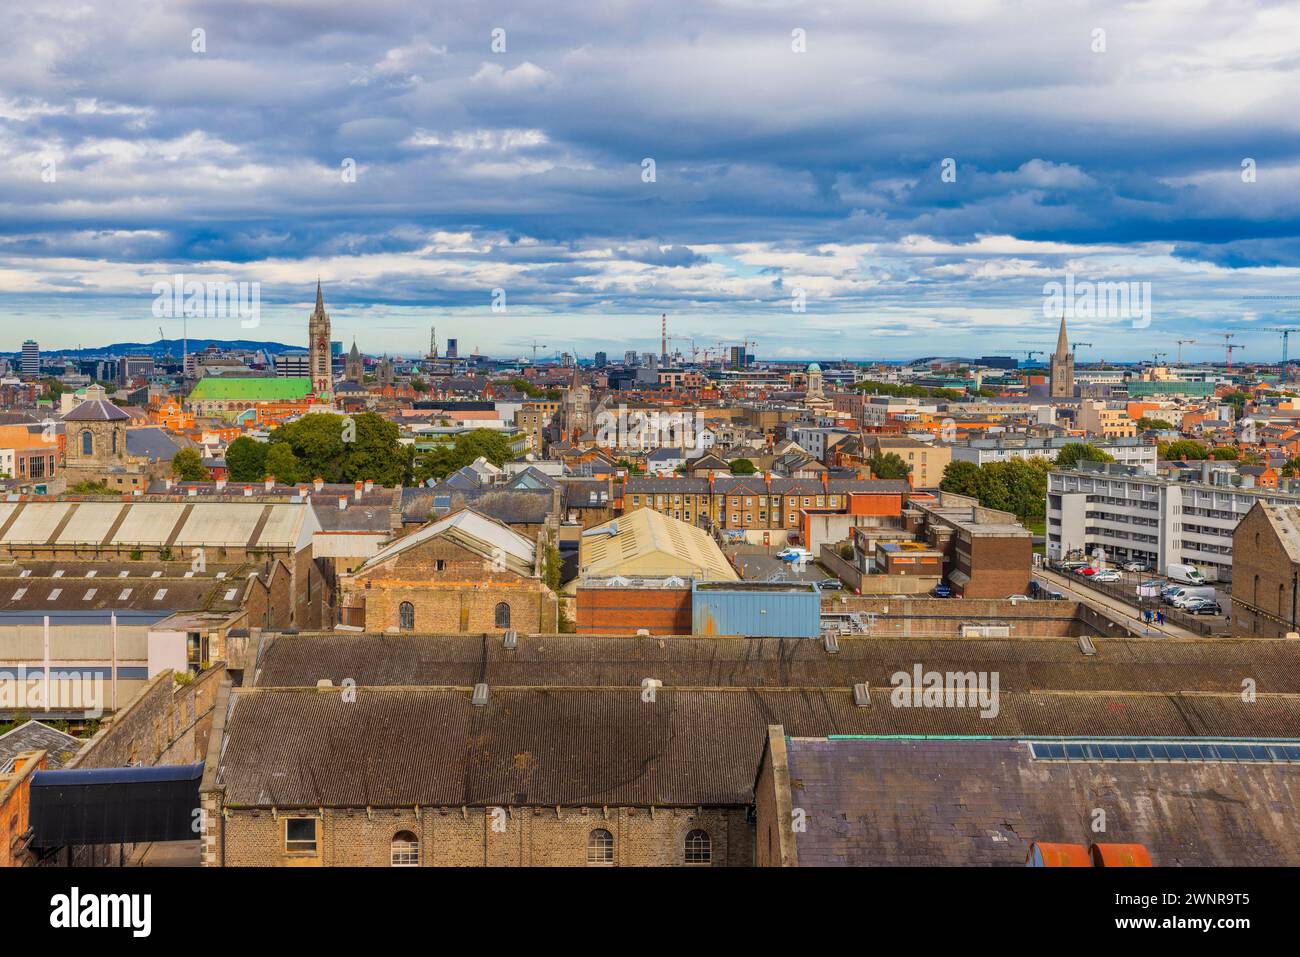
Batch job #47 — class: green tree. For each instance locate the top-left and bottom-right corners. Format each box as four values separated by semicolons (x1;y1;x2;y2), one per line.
1160;439;1208;461
264;443;301;484
729;458;757;475
867;452;911;480
1209;446;1239;460
1136;417;1175;431
939;460;984;498
412;429;517;484
171;447;209;481
225;436;268;482
542;541;562;592
1054;443;1115;468
341;413;405;485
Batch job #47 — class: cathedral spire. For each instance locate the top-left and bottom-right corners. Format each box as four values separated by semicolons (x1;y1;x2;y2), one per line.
1055;311;1069;359
313;277;326;317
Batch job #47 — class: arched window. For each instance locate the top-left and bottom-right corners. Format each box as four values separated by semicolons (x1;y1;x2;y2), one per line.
685;829;712;864
398;601;415;631
587;828;614;865
111;429;118;455
494;601;511;629
391;830;419;866
81;430;93;457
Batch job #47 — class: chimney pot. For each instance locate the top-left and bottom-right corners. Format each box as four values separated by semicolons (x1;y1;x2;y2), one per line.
339;496;348;510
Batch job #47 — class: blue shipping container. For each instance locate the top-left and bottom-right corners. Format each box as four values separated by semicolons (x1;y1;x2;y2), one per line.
691;581;821;638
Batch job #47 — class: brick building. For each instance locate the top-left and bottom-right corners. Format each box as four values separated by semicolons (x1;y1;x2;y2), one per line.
338;508;558;633
1231;502;1300;637
906;495;1032;598
622;474;909;540
198;630;1300;867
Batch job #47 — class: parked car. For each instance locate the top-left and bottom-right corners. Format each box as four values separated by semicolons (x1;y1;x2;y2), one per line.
1182;597;1223;616
818;578;843;591
932;583;953;598
777;547;812;563
1077;566;1097;576
1122;561;1149;572
1060;560;1089;571
1006;594;1030;601
1093;570;1121;583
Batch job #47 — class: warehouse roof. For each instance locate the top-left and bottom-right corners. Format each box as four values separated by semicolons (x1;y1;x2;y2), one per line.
0;500;318;551
187;377;312;402
579;508;737;581
0;720;81;773
212;685;1300;808
779;735;1300;866
248;632;1300;695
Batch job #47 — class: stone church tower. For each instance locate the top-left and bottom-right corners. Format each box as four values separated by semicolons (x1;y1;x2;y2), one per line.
308;280;332;398
345;339;364;384
1049;314;1074;398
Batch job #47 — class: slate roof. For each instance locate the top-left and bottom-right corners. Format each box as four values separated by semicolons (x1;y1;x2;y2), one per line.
783;736;1300;866
214;685;1300;808
125;427;186;461
0;720;81;773
63;399;129;422
249;633;1300;696
623;476;909;495
401;486;552;526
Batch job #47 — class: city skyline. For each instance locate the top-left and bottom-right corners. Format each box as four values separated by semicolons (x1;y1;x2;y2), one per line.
3;2;1300;359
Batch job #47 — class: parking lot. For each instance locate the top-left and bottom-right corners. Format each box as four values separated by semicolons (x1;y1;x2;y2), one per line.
1047;562;1232;631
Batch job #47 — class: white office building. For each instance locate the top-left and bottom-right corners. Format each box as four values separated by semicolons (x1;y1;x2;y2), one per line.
1047;461;1300;582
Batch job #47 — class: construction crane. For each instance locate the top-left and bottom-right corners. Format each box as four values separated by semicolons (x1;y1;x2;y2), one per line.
1220;333;1244;371
1174;339;1196;364
524;339;546;364
1070;341;1092;359
1011;349;1045;365
1151;352;1167;367
1264;328;1300;366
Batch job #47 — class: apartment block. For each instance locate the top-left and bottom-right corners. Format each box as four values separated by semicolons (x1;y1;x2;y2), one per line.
950;436;1157;475
1047;461;1300;582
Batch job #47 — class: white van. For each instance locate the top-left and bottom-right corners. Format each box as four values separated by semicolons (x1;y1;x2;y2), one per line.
1166;563;1205;585
1171;586;1216;608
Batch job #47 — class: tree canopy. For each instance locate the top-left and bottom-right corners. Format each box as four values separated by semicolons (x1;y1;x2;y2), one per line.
1054;443;1115;468
412;429;516;484
867;451;911;480
266;412;405;485
939;457;1051;520
729;458;757;475
1159;439;1209;461
171;447;209;481
224;436;268;482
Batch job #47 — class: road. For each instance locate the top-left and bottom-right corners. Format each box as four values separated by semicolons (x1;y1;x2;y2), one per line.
1035;568;1204;639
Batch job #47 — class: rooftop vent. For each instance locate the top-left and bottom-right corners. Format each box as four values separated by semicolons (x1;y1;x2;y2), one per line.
853;682;871;707
1077;635;1097;656
316;678;333;688
503;629;518;650
472;683;490;707
823;632;840;654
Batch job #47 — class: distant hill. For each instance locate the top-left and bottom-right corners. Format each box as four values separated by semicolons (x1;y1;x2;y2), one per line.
5;339;301;359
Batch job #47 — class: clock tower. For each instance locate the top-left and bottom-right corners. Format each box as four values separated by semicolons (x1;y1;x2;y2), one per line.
308;279;332;399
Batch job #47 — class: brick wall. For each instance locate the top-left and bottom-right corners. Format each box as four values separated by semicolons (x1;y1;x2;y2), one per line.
342;536;557;633
212;804;750;867
576;585;692;635
1232;506;1299;637
0;751;45;867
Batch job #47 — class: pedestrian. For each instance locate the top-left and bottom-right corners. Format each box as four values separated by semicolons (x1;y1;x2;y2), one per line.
1156;611;1164;626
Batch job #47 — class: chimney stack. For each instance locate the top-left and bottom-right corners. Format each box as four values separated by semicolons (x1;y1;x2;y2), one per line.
354;480;363;501
265;476;275;492
313;476;324;492
338;496;348;511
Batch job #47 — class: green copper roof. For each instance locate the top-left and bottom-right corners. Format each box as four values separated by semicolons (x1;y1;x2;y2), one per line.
187;377;312;401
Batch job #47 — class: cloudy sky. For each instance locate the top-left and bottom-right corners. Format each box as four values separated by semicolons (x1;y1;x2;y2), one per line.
4;0;1300;362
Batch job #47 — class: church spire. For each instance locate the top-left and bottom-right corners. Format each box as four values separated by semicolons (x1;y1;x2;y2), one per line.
313;277;326;318
1055;311;1069;359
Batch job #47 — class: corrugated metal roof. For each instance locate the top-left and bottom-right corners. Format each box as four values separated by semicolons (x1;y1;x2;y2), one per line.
579;509;737;580
1;503;72;544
